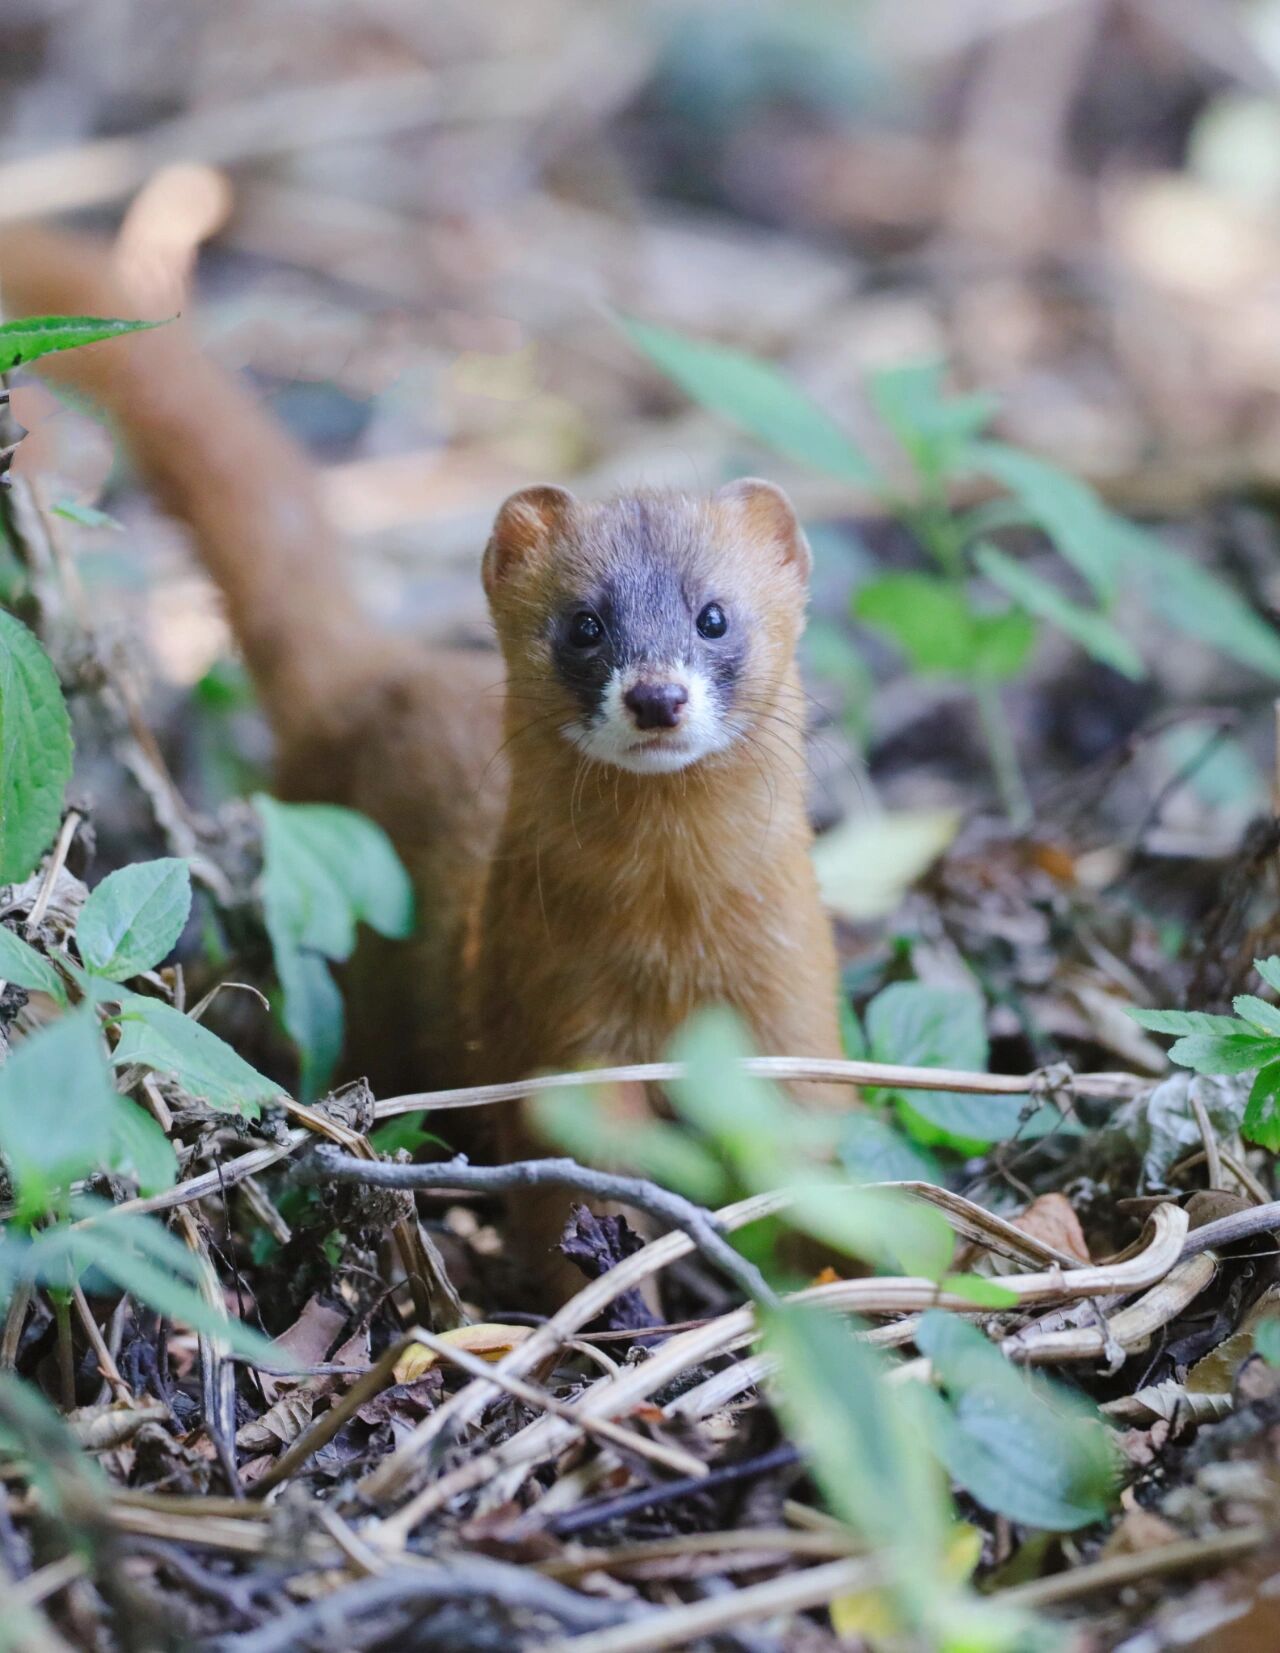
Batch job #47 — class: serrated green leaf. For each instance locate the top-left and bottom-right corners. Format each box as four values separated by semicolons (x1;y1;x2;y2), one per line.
1256;958;1280;996
0;924;66;1004
112;998;280;1117
0;609;73;883
1235;996;1280;1038
618;316;875;484
1244;1062;1280;1152
1128;1008;1242;1037
1167;1031;1278;1075
916;1310;1117;1530
76;857;191;980
0;314;163;376
0;1011;117;1217
973;543;1145;679
854;574;981;676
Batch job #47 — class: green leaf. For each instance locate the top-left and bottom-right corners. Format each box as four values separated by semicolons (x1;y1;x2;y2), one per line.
838;1112;941;1184
1257;1318;1280;1366
790;1180;954;1279
868;360;996;482
0;924;67;1004
1128;1008;1242;1037
112;998;280;1117
0;1011;117;1216
534;1086;728;1205
940;1274;1020;1308
972;607;1037;682
964;442;1122;600
0;609;73;883
255;795;415;1099
1244;1062;1280;1152
51;500;123;531
854;574;980;676
108;1099;176;1196
865;982;1061;1148
618;316;875;485
916;1310;1116;1530
973;543;1145;680
1255;958;1280;996
1167;1031;1278;1075
0;314;162;376
76;857;191;980
1234;996;1280;1038
766;1304;950;1619
1120;530;1280;682
64;1223;273;1361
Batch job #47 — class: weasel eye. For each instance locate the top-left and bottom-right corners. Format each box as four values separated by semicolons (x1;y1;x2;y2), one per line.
697;602;727;640
568;611;603;649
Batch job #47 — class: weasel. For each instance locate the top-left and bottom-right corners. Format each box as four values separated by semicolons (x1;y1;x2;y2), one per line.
0;219;843;1300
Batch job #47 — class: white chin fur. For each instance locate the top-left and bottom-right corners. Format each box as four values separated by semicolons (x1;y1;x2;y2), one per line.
564;666;734;775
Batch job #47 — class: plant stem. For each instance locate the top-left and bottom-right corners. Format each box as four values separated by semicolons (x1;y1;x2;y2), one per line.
973;676;1031;827
52;1293;75;1411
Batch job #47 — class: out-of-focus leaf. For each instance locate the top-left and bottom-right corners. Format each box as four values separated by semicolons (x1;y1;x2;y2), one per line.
965;441;1122;599
534;1086;728;1205
0;609;73;883
916;1310;1117;1530
974;543;1144;679
813;809;960;923
76;858;191;980
869;360;996;481
854;574;979;675
619;316;874;484
838;1113;940;1184
766;1304;950;1625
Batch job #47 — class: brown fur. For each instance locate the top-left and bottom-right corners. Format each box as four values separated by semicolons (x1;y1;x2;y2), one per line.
0;223;842;1300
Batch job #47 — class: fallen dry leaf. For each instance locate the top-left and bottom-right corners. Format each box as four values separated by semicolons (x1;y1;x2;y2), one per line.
393;1324;534;1385
1012;1193;1091;1263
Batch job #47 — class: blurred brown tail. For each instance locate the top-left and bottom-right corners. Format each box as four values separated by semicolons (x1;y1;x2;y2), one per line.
0;220;371;742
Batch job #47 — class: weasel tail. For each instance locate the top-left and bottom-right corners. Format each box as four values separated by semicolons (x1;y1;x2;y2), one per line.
0;221;504;1097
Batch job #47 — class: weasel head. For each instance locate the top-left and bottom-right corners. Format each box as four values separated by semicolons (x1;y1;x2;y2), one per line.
482;481;811;776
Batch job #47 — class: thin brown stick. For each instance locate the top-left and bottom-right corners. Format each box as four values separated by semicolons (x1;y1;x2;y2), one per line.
71;1284;131;1404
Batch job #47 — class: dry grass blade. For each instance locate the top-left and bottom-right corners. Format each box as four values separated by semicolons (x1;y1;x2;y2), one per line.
374;1055;1145;1117
376;1206;1187;1540
539;1555;881;1653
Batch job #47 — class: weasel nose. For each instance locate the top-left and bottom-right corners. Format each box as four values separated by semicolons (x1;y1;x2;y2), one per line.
624;680;688;731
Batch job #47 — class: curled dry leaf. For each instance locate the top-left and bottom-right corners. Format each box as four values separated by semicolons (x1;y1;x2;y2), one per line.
393;1323;535;1385
1012;1193;1091;1264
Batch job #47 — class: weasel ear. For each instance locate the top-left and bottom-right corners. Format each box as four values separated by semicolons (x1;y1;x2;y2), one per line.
483;485;576;595
715;478;811;581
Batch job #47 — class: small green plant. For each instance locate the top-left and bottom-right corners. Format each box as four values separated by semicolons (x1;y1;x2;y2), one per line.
622;319;1280;822
1128;955;1280;1150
